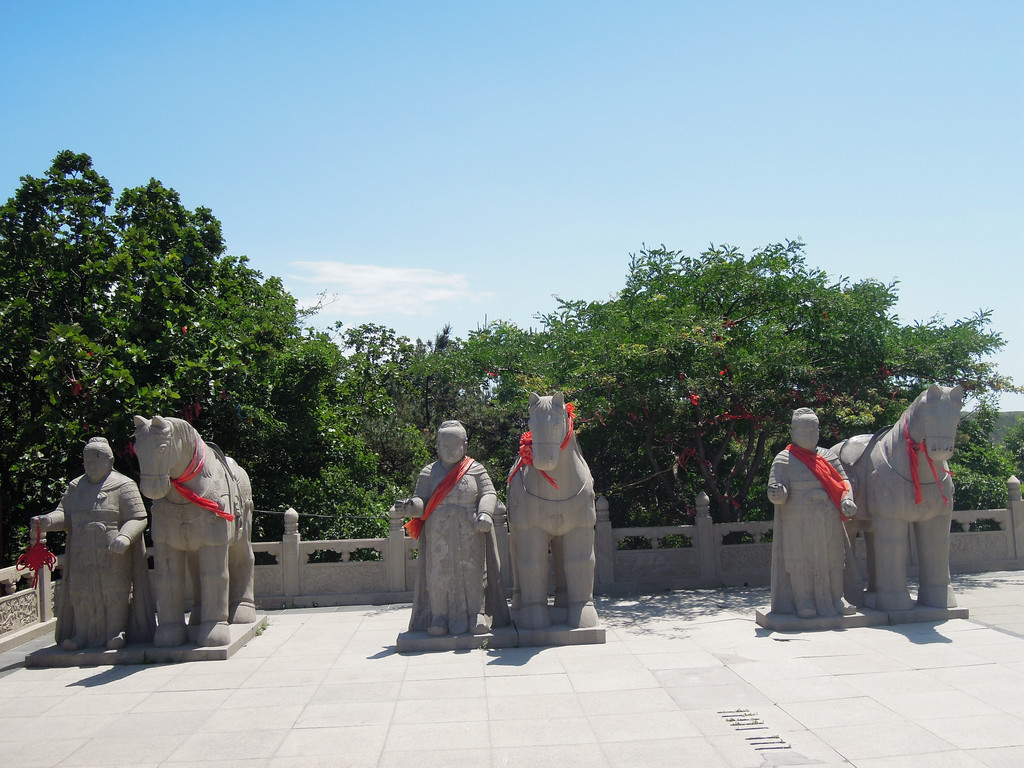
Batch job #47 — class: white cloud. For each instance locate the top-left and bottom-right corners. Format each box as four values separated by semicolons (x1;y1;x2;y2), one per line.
286;261;491;317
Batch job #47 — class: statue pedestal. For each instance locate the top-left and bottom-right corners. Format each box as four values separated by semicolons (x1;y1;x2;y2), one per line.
515;624;606;648
755;604;969;632
883;605;970;625
396;625;519;653
25;614;267;667
755;608;887;632
397;607;606;653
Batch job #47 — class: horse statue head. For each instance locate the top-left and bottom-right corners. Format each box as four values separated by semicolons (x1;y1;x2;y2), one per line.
527;392;573;472
904;384;964;463
133;415;191;500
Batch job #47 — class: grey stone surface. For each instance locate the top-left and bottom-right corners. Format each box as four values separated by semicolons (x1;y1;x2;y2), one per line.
755;608;888;631
31;437;154;652
3;572;1024;765
133;415;256;648
396;420;509;640
507;393;601;634
25;614;267;666
767;409;858;621
396;625;519;653
833;384;964;612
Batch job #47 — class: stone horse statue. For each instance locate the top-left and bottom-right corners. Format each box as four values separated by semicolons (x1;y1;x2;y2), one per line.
507;393;599;630
831;384;963;612
133;415;256;647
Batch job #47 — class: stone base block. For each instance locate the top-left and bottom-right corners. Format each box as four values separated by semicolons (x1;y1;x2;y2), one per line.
755;608;889;632
885;605;969;625
397;611;607;653
516;624;606;647
396;625;519;653
756;604;970;632
25;615;267;667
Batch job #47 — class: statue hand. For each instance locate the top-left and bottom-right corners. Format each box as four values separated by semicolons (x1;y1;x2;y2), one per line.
30;515;50;533
394;498;423;517
841;498;857;518
474;513;493;533
767;483;788;504
108;534;131;555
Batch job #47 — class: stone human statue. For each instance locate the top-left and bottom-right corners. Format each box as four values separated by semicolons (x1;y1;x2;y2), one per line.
396;420;510;636
31;437;155;650
767;409;858;619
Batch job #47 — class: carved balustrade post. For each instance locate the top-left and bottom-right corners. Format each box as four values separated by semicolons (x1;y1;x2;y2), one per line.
1008;476;1023;560
696;491;716;585
282;508;301;600
594;496;615;590
386;507;407;593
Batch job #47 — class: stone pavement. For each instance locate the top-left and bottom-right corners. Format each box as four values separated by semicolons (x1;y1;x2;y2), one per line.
2;571;1024;768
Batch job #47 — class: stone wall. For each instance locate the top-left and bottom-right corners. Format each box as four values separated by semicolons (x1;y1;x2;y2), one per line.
3;476;1022;643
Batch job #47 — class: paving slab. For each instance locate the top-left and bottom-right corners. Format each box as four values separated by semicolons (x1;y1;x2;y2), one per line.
0;571;1023;766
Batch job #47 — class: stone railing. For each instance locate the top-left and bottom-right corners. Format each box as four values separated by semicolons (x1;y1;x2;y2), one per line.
3;476;1022;643
604;476;1024;594
253;506;514;609
0;558;57;653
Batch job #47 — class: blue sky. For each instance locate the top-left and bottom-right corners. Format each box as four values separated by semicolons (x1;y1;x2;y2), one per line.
2;2;1022;409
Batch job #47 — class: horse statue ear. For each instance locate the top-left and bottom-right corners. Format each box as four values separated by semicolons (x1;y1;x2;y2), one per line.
529;392;541;407
153;415;169;430
926;383;944;400
950;384;965;404
133;415;148;429
551;392;565;409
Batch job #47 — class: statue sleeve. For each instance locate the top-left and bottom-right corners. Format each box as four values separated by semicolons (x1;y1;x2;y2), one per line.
824;450;852;485
471;463;497;517
119;480;149;523
768;451;789;488
412;465;437;504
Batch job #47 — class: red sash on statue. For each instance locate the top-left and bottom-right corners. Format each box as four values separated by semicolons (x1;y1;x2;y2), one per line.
404;456;475;540
787;444;849;515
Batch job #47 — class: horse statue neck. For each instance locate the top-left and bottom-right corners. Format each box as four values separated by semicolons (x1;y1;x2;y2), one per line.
886;396;945;487
163;417;201;481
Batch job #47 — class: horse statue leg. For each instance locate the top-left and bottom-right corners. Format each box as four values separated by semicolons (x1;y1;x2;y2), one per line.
228;514;256;623
514;524;554;629
194;543;231;646
866;508;915;612
560;518;598;628
227;459;256;624
914;514;957;608
551;535;567;609
152;539;189;647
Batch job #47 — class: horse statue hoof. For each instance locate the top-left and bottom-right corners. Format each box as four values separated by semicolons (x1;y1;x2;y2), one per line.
567;602;599;629
229;601;258;624
154;623;188;648
196;621;231;647
427;617;448;636
872;590;915;612
917;584;957;609
517;604;552;630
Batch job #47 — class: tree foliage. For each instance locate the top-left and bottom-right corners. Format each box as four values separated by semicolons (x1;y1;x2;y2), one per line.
453;243;1010;524
949;402;1018;511
2;153;1016;560
0;153;383;561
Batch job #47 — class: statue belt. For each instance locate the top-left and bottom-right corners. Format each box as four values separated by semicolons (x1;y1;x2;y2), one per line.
790;480;830;491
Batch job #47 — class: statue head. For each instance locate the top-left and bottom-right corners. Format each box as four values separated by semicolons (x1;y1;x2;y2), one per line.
83;437;114;483
790;408;820;451
436;420;468;467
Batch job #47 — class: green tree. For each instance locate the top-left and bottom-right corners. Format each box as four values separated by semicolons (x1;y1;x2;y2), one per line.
949;401;1018;511
1005;418;1024;480
0;152;378;560
453;243;1011;525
